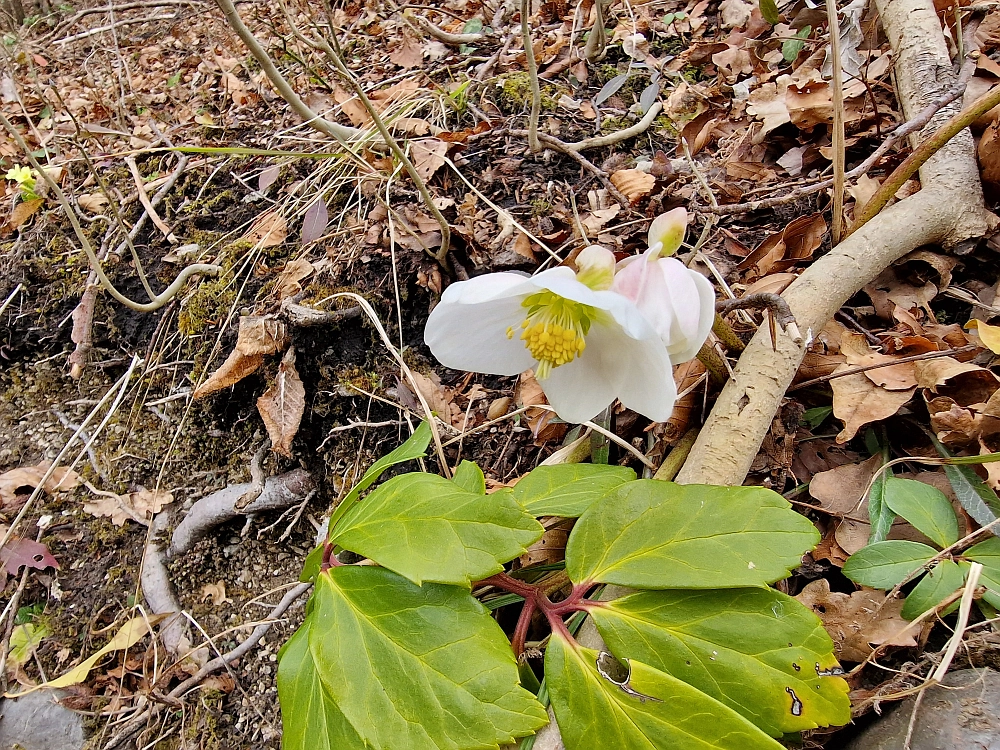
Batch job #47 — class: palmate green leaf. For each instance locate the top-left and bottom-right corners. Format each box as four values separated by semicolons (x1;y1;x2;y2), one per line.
511;464;636;518
566;481;819;588
545;634;783;750
453;460;486;494
308;567;548;749
277;618;365;749
591;589;850;737
842;540;937;589
900;559;967;620
326;421;432;533
331;473;542;586
882;477;959;548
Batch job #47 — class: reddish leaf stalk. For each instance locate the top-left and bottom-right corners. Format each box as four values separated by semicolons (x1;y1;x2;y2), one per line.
480;572;597;656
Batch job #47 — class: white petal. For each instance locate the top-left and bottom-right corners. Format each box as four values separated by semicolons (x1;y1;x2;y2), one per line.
667;270;715;363
531;267;607;307
658;258;703;344
440;271;533;304
613;330;677;422
541;337;620;423
425;281;536;376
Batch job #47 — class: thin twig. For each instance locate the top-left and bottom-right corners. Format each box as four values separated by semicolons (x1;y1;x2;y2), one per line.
789;343;979;391
522;0;541;152
406;10;485;44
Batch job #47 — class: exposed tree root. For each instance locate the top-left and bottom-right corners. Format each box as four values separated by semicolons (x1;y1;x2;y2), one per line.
141;469;315;660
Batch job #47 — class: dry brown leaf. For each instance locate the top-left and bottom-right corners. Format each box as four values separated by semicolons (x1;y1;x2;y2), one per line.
82;488;174;526
389;32;424;69
518;517;572;567
746;81;790;142
410;138;449;182
193;350;265;399
513;232;537;261
257;347;306;458
517;370;567;445
796;579;920;662
273;258;314;300
243;210;287;248
927;396;981;447
332;86;370;127
609;169;655;204
0;462;81;509
235;316;289;357
580;206;620;235
809;454;882;515
979;118;1000;187
78;193;108;213
487;397;511;421
737;213;825;279
2;197;44;234
914;357;988;389
201;581;232;606
831;365;915;443
839;331;917;391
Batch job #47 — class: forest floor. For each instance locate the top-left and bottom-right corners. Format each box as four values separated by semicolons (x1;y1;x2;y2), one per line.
3;0;1000;747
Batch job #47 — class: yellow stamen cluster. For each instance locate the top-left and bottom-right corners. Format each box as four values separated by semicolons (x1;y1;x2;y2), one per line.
506;291;592;380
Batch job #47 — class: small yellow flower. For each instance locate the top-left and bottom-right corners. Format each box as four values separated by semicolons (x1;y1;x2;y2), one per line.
5;165;35;185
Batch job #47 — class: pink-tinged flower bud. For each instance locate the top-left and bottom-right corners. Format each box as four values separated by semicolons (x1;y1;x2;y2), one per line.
647;207;688;258
613;211;715;364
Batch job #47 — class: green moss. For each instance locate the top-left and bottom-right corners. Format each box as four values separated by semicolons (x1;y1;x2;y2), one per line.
337;366;382;394
178;272;236;337
530;198;554;217
492;72;560;115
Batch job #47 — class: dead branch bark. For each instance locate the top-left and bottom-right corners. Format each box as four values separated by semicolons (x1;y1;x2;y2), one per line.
535;0;996;744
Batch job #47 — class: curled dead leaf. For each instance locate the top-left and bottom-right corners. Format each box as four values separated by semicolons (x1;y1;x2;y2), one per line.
0;462;81;509
609;169;655;204
243;210;287;248
82;487;174;526
257;347;306;458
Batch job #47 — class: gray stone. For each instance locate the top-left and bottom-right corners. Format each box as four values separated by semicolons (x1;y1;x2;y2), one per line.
846;669;1000;750
0;690;84;750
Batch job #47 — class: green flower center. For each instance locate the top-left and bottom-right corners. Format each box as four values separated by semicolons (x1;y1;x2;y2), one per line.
507;290;595;379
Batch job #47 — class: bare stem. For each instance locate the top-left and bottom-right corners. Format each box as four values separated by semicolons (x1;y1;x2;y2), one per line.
827;0;846;243
521;0;541;152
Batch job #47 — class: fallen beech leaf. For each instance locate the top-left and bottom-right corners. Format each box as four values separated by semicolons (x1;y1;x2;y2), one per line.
193;350;265;399
519;517;572;567
243;210;287;248
78;193;108;213
15;614;169;694
257;347;306;457
609;169;656;204
82;488;174;526
517;370;566;445
927;396;980;447
580;206;620;234
0;462;81;509
300;199;329;246
831;365;915;443
389;32;424;69
273;258;314;300
839;331;917;391
1;537;59;578
3;197;44;233
967;319;1000;354
746;81;790;142
410;138;449;182
914;357;987;389
409;370;464;428
809;454;882;515
201;581;232;606
796;578;919;662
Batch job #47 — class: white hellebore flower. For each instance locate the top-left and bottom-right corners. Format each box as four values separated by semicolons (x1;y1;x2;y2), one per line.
424;245;676;424
612;208;716;363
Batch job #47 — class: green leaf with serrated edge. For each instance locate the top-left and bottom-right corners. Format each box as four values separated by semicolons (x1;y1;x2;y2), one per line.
842;540;937;589
901;559;967;620
512;464;635;518
566;481;819;588
277;617;365;749
299;543;324;582
327;421;432;534
545;634;783;750
331;473;542;586
309;567;548;749
759;0;780;24
882;477;959;548
869;466;895;544
453;460;486;494
591;588;850;736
